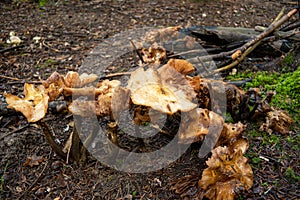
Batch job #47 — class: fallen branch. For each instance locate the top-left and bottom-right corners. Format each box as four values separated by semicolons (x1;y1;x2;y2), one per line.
0;45;25;54
210;7;299;75
0;75;21;81
237;8;297;54
211;40;262;74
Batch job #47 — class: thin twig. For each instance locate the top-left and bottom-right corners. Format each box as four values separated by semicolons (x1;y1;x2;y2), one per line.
42;40;61;52
17;159;49;199
99;71;132;80
280;19;300;31
0;124;29;141
0;45;25;54
6;80;43;85
188;48;236;63
271;7;286;25
0;75;21;81
130;40;144;63
0;75;43;84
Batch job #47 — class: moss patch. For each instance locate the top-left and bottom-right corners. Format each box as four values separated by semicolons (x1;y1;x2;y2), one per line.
226;66;300;122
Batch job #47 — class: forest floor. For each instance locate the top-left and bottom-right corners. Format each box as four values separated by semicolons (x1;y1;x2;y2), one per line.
0;0;299;199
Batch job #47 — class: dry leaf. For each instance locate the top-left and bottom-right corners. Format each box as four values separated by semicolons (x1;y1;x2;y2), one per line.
5;83;49;122
199;146;253;200
56;175;67;188
24;154;44;167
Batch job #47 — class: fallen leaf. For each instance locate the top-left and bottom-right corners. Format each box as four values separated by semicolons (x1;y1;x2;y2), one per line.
24;154;44;167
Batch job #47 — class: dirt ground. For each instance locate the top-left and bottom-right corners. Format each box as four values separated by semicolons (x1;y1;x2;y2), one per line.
0;0;299;199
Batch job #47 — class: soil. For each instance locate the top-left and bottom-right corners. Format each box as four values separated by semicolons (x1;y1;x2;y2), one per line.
0;0;299;199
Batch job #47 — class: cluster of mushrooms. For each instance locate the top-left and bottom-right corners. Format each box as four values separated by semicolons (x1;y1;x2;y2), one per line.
5;26;293;200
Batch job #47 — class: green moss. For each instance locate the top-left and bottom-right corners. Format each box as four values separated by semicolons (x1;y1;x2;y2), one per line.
0;163;9;195
285;167;300;182
251;157;261;164
226;67;300;122
262;182;268;187
282;53;294;66
35;59;56;68
225;112;234;123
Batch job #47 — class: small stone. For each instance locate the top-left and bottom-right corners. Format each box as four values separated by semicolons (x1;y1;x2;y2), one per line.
51;160;63;170
35;188;45;198
94;192;100;197
253;186;262;194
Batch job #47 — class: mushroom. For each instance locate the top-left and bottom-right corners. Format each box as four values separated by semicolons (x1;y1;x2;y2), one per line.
42;71;98;100
127;66;197;115
143;26;181;44
164;59;195;75
260;109;294;134
141;43;167;64
64;71;98;88
68;80;122;117
199;146;253;200
215;122;246;147
5;83;49;122
178;107;225;147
